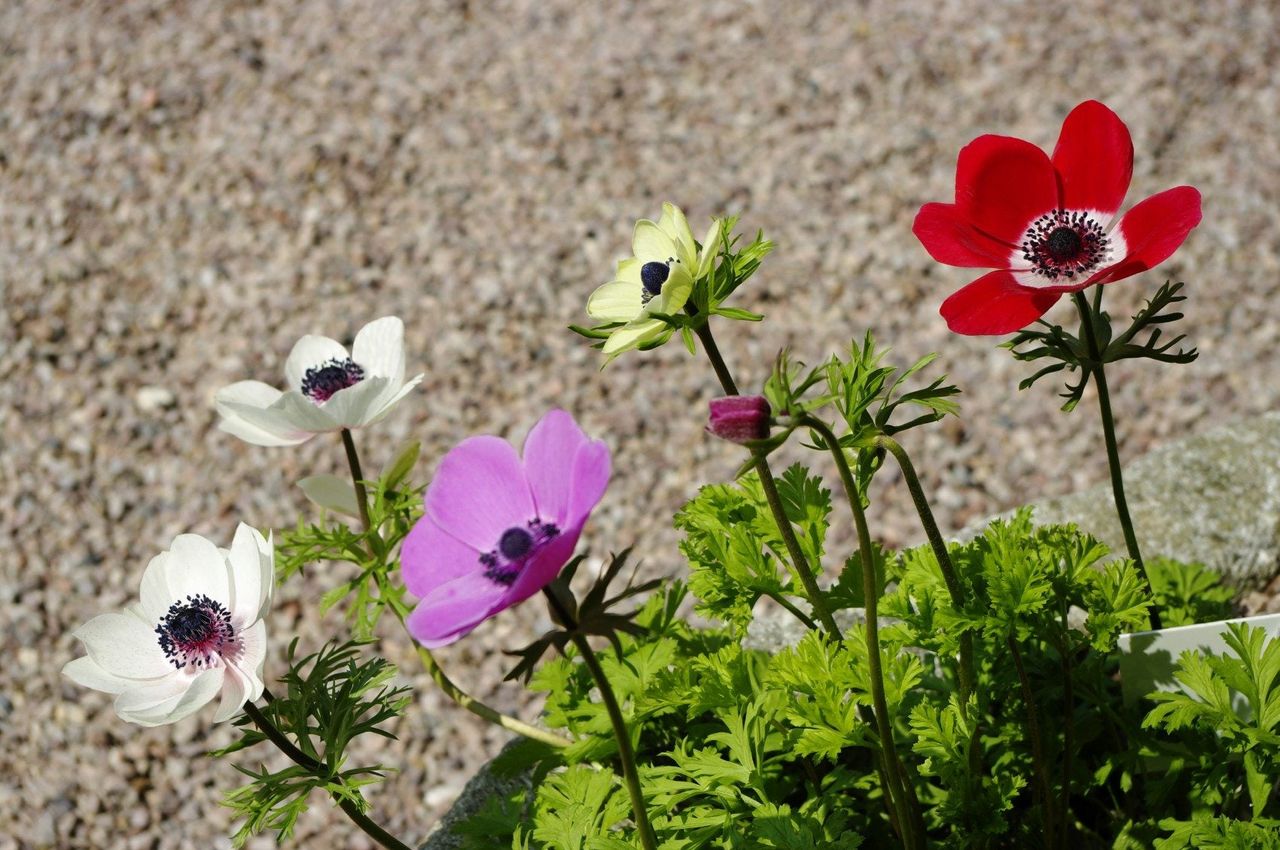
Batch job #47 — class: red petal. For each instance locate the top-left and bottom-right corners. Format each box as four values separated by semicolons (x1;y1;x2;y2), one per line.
913;202;1013;268
955;135;1058;245
1051;100;1134;221
1091;186;1202;285
940;270;1061;335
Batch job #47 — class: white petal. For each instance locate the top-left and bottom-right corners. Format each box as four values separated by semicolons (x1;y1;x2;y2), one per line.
164;534;231;606
351;316;406;386
215;380;283;409
74;612;172;679
361;373;423;429
213;664;251;723
217;396;319;445
138;552;172;621
284;334;349;391
269;391;341;433
298;474;361;518
587;279;642;323
227;524;269;626
632;219;679;262
120;668;224;727
322;376;391;428
114;675;189;725
234;620;268;695
256;532;274;621
217;411;313;447
62;655;135;695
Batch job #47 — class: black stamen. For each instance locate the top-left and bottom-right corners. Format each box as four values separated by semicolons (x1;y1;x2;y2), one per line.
155;594;235;669
480;520;561;586
1020;210;1110;282
499;527;534;560
301;358;365;403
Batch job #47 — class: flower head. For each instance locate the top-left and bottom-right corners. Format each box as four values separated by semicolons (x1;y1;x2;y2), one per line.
63;524;273;727
706;395;772;444
215;316;424;446
586;203;721;358
913;100;1202;335
399;410;610;647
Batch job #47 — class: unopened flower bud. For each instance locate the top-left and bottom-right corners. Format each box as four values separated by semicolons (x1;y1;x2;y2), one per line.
706;395;772;444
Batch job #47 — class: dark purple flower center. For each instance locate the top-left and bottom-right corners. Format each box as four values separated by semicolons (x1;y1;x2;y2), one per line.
301;358;365;403
155;594;235;669
1021;210;1110;282
480;520;560;586
640;262;670;298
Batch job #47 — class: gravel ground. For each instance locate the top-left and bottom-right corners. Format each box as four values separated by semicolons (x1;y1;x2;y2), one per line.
3;0;1278;847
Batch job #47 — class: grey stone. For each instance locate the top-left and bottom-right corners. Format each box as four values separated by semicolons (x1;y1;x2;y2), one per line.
420;740;534;850
974;413;1280;589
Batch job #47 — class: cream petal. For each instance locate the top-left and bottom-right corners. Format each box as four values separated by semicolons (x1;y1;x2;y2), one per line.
351;316;406;385
74;612;172;679
62;656;136;695
632;219;679;262
602;318;665;356
284;335;350;391
616;256;642;283
227;524;268;626
654;264;694;314
696;219;723;279
660;202;697;261
587;279;642;323
164;534;231;606
322;375;391;428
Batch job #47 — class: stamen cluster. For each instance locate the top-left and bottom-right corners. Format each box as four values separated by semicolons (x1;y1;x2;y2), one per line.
479;519;561;586
301;358;365;402
156;594;235;669
1021;210;1109;282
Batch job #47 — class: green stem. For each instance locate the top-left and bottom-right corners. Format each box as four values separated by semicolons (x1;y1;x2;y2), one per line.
340;429;375;540
1008;637;1056;848
1071;292;1160;629
337;431;570;749
764;590;819;631
243;701;412;850
1058;633;1075;849
542;589;658;850
689;315;839;635
874;435;975;703
806;416;926;849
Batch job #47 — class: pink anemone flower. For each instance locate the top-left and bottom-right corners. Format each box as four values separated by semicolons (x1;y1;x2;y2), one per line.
913;100;1202;335
400;409;611;648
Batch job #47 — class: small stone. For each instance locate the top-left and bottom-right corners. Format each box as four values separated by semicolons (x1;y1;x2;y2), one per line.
134;386;176;412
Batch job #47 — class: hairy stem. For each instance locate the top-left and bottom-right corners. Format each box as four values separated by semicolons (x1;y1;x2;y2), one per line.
763;590;819;631
1008;637;1056;848
338;430;570;749
243;701;412;850
543;589;658;850
806;416;927;849
1071;292;1160;629
874;435;975;703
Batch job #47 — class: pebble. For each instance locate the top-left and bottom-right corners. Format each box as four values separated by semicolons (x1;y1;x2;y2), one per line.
8;1;1279;847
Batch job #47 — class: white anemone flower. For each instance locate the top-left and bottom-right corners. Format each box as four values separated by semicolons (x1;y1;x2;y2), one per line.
215;316;424;447
62;524;273;727
586;203;721;358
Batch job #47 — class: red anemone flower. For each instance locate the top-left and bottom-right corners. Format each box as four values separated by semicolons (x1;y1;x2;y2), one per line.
913;100;1202;335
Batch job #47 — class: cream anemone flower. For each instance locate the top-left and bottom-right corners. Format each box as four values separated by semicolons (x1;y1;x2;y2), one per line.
215;316;424;447
587;203;721;358
62;524;273;727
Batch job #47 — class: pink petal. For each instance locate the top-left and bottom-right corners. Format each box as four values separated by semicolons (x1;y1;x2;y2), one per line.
400;517;484;599
1089;186;1203;286
1051;100;1134;222
405;572;505;648
940;270;1061;336
502;523;584;609
566;439;611;524
912;202;1013;268
522;409;589;523
424;435;535;551
954;135;1058;245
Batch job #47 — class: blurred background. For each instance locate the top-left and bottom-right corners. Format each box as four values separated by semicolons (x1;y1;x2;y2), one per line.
2;0;1277;846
